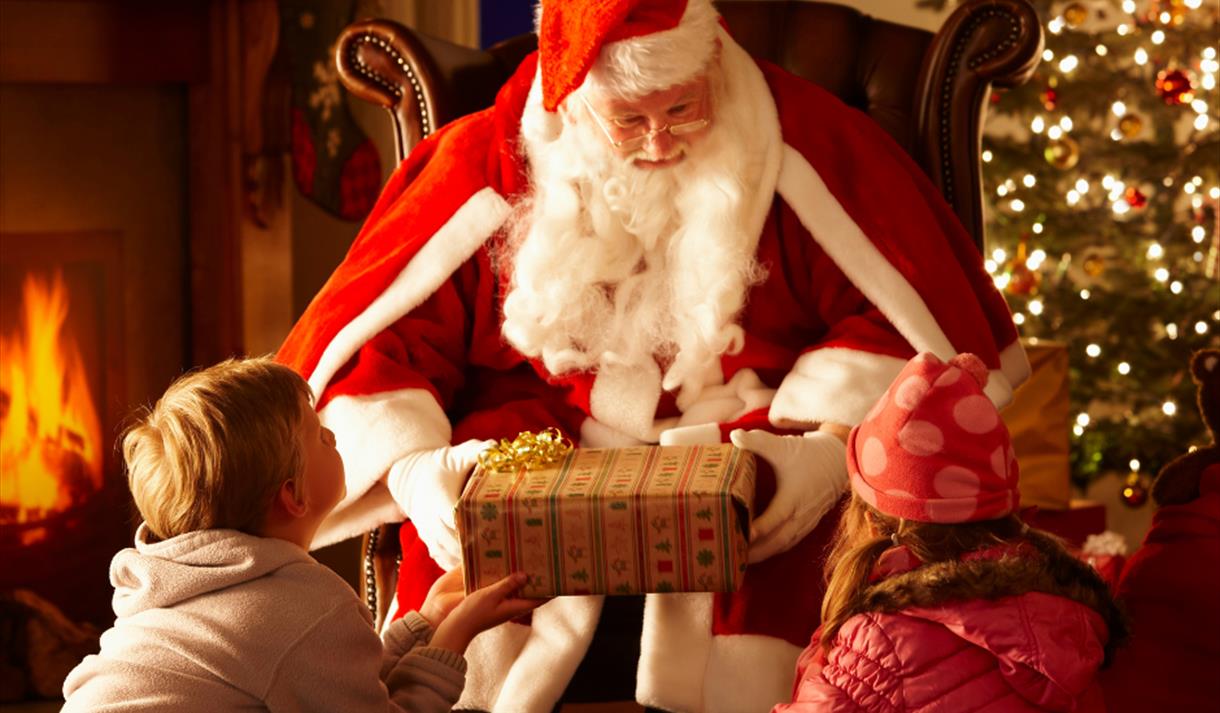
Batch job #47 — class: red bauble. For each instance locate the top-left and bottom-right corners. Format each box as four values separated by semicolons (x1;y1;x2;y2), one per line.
1041;87;1058;111
1124;185;1148;209
1007;264;1040;296
1121;472;1149;508
1155;68;1194;105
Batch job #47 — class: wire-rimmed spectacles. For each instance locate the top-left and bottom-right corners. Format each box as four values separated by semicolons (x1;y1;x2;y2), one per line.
578;92;711;153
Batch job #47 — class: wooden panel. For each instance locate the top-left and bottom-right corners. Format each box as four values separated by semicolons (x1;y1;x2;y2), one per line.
0;0;208;84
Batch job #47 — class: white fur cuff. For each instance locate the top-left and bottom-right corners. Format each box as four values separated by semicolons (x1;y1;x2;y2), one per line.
770;349;907;427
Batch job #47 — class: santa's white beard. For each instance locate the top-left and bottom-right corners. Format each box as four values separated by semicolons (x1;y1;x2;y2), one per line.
500;71;765;405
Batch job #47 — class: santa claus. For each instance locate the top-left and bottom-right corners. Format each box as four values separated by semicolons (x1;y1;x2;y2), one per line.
278;0;1029;710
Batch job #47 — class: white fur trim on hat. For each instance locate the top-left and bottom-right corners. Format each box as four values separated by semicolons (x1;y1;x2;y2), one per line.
586;0;722;100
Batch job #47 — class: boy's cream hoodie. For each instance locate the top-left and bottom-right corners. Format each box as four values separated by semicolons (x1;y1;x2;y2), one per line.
63;524;465;711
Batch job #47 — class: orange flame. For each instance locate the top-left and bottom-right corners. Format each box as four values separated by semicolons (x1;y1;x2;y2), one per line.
0;271;103;543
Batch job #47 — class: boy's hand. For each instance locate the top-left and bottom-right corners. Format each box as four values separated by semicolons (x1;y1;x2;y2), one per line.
419;568;466;628
430;572;541;654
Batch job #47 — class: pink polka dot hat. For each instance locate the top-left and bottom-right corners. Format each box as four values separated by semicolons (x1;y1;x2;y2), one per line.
847;352;1020;523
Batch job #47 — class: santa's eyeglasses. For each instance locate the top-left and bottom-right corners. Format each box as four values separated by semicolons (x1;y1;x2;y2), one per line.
578;92;711;152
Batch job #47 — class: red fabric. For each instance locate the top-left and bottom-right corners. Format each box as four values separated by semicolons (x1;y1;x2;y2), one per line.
362;208;895;644
338;139;382;220
711;500;840;643
847;353;1020;523
291;108;316;198
764;62;1020;376
394;521;443;614
276;53;535;387
1025;502;1107;548
1082;552;1125;593
276;50;1024;660
1099;477;1220;712
776;592;1109;712
539;0;688;111
277;56;1020;399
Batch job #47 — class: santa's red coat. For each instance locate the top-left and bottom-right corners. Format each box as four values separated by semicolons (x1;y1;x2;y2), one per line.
279;35;1027;713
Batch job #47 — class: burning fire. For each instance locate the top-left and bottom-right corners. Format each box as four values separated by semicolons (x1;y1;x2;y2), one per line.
0;271;103;543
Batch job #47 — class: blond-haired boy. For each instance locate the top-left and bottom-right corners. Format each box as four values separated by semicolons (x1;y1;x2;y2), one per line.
62;358;537;712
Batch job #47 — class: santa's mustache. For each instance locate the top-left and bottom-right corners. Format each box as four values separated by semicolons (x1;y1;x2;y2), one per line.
624;146;687;165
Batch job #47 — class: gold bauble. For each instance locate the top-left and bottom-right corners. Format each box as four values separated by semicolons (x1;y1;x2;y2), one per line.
1044;135;1081;170
1064;2;1089;28
1168;0;1188;26
1082;254;1106;277
1118;113;1143;138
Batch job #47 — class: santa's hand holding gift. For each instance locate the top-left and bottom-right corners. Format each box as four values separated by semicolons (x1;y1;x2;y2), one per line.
277;0;1028;710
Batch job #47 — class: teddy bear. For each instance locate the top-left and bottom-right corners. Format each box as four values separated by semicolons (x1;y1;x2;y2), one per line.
1150;348;1220;507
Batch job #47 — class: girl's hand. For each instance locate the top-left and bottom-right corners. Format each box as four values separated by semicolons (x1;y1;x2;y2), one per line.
430;572;541;654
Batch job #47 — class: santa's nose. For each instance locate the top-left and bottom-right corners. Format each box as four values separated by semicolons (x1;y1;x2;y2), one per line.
641;128;676;159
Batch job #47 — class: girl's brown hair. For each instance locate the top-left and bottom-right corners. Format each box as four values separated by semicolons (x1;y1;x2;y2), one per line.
819;496;1128;664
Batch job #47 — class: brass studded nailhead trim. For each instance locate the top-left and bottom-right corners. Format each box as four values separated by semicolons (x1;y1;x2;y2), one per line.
348;33;433;135
363;526;379;616
938;7;1021;204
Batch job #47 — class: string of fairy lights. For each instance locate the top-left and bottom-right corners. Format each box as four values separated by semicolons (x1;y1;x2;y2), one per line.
977;0;1218;501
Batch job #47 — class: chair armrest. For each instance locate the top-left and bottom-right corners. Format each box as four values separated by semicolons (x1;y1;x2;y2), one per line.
361;522;402;631
335;19;452;162
335;19;538;162
915;0;1043;251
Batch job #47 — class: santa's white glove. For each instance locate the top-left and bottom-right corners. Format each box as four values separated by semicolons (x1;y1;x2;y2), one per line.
729;429;849;564
386;439;494;571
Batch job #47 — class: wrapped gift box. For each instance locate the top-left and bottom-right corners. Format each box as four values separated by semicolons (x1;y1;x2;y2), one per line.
456;443;756;597
1025;499;1107;547
1002;339;1072;510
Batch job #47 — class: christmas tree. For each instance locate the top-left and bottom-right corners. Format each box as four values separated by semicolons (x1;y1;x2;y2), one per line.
925;0;1219;495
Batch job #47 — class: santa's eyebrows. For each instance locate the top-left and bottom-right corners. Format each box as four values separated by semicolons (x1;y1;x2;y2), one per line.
610;93;700;118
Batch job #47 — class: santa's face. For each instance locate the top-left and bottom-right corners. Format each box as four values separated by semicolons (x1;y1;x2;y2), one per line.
579;74;713;170
503;60;768;404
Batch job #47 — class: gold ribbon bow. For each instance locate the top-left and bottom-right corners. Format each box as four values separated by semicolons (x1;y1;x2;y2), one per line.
478;428;574;473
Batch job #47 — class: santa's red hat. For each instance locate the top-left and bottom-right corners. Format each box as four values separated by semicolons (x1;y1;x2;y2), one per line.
847;352;1021;523
537;0;720;112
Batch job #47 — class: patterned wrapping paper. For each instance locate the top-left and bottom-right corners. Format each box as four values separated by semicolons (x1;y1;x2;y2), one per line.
456;444;757;597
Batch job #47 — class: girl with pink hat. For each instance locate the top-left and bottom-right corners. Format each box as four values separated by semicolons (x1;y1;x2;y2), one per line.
775;352;1126;712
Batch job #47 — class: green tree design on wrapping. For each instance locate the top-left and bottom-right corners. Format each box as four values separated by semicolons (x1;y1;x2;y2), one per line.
656;581;675;593
480;503;498;521
654;539;672;553
697;549;715;567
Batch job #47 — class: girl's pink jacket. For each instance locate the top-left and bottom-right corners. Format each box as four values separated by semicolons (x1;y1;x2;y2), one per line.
774;591;1109;712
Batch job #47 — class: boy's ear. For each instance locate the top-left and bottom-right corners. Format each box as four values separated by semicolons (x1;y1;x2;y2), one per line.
276;479;308;518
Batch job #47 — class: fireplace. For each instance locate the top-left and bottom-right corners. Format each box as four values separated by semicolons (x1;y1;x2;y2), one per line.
0;232;129;628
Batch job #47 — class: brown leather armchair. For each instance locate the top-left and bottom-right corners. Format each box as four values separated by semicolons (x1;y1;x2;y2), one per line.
334;0;1043;629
